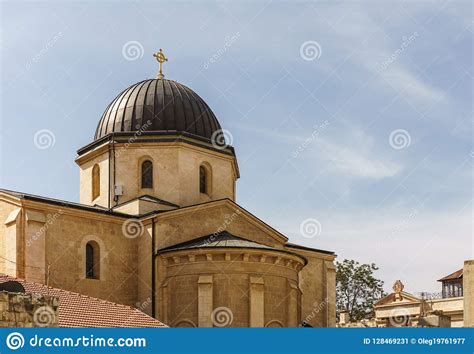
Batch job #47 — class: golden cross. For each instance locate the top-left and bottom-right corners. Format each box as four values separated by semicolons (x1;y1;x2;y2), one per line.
153;49;168;79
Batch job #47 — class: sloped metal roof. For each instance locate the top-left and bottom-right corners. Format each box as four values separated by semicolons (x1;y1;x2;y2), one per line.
95;79;222;142
157;231;276;253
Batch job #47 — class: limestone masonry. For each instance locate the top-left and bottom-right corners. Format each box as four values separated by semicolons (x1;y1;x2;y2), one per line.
0;73;335;327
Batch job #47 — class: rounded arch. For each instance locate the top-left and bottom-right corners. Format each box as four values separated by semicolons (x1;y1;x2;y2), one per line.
138;156;155;190
265;320;284;327
85;240;100;279
199;162;212;195
174;319;197;328
79;235;106;281
91;164;100;201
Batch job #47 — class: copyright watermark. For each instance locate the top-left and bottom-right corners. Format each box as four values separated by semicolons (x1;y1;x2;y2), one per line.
300;41;322;61
6;332;24;350
122;41;144;61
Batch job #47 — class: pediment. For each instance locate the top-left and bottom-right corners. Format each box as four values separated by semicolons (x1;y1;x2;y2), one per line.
151;199;288;250
114;195;178;215
375;291;421;307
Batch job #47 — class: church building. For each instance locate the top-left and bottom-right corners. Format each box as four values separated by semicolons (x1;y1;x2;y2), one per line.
0;50;336;327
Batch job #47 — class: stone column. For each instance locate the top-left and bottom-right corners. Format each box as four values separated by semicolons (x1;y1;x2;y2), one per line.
198;275;213;327
287;281;298;327
249;276;264;327
324;260;337;327
3;208;21;277
162;281;169;325
24;210;48;283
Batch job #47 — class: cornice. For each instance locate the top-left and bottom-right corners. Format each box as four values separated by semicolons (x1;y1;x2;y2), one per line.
20;200;128;224
76;132;240;178
284;245;336;260
159;247;306;271
75;136;240;179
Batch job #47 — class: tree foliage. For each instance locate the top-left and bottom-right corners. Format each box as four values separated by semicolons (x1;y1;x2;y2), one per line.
336;259;385;321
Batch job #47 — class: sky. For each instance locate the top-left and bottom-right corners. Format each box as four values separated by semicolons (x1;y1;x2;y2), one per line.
0;1;472;293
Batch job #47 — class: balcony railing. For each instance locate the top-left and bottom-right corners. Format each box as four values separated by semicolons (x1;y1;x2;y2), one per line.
414;292;443;300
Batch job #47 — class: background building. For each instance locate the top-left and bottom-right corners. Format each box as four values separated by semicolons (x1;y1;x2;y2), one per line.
373;261;473;327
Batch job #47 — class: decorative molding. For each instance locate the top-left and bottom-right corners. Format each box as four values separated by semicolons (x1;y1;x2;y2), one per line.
21;200;126;224
198;275;213;284
162;249;305;271
25;210;46;224
76;139;239;180
4;208;21;226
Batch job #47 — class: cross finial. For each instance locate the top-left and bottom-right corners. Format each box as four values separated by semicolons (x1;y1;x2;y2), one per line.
153;49;168;79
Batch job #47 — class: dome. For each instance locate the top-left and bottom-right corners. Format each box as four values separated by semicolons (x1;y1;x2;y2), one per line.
94;79;222;141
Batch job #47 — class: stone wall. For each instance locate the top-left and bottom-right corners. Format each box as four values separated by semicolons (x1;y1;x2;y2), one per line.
0;199;139;307
77;142;237;208
0;198;22;276
154;201;284;250
464;260;474;327
286;247;336;327
41;208;138;307
78;147;110;208
0;291;59;327
157;248;304;327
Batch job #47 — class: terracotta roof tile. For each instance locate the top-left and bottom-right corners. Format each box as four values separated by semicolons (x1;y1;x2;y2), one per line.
0;274;166;328
437;268;463;282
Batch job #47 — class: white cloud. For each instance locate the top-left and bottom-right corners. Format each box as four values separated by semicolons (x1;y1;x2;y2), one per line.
280;208;473;293
316;137;402;179
380;66;447;104
236;119;403;180
301;3;449;105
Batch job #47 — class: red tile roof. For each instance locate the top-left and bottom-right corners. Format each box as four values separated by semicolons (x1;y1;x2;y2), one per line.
437;268;463;282
0;274;166;328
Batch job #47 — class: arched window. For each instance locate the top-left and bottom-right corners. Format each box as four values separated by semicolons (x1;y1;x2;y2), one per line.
85;241;100;279
92;164;100;201
199;166;208;194
141;160;153;189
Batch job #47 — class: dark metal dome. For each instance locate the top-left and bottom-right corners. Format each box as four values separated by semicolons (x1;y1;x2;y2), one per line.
95;79;222;141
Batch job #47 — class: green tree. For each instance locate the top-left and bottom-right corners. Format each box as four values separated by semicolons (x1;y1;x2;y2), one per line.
336;259;385;321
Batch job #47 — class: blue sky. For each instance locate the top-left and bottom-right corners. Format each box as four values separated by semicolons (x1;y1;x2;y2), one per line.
1;1;472;292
